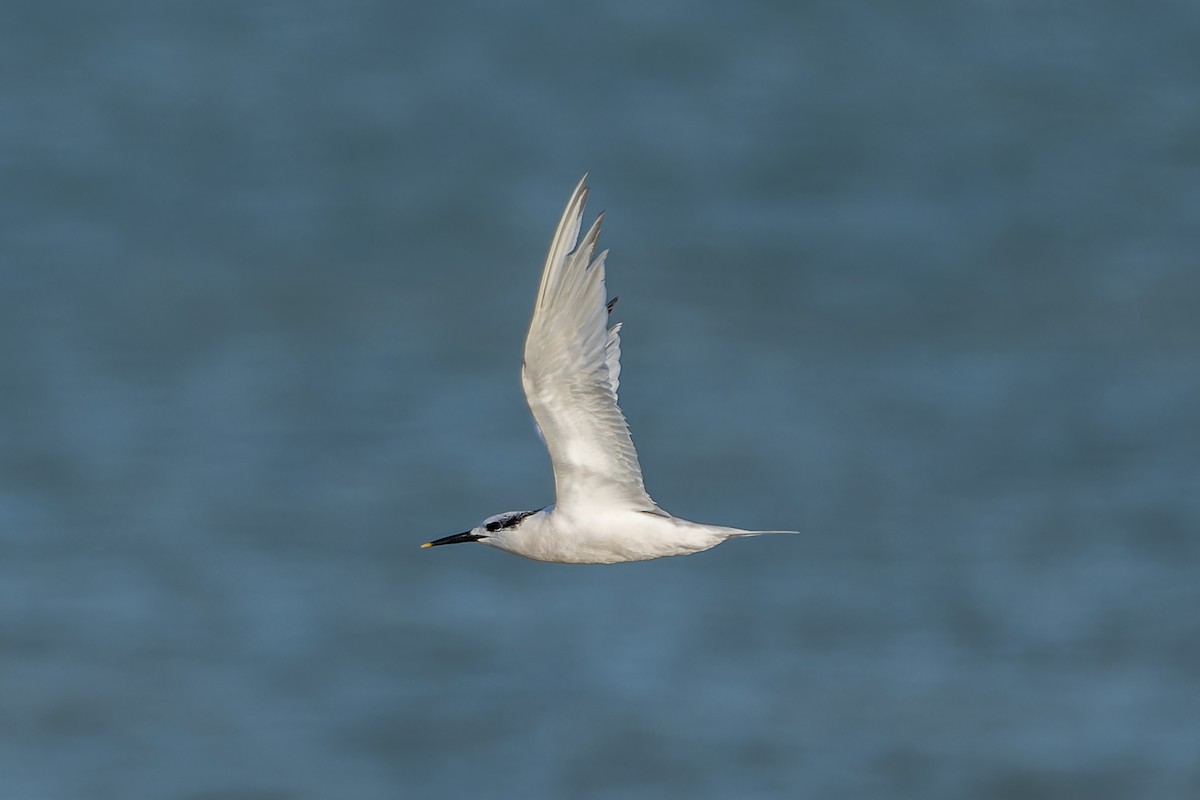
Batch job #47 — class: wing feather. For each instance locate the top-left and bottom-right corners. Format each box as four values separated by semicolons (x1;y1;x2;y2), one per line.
521;177;657;514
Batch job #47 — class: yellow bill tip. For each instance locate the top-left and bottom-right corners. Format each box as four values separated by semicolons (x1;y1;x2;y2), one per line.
420;541;433;548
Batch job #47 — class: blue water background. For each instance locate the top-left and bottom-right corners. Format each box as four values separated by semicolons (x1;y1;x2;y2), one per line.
2;2;1198;797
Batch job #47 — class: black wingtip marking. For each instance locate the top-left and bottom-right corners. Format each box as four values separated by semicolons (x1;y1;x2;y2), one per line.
607;297;619;314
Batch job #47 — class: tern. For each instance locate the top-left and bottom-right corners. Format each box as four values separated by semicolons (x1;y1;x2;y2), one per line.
423;177;797;563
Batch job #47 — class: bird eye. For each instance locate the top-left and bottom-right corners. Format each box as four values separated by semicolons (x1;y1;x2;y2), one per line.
485;520;502;532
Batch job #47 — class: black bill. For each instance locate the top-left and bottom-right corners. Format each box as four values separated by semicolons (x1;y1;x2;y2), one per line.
421;531;484;548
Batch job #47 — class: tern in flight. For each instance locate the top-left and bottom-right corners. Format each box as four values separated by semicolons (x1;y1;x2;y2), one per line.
423;177;796;563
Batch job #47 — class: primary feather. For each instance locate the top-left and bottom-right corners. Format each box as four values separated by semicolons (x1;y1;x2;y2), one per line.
521;176;659;516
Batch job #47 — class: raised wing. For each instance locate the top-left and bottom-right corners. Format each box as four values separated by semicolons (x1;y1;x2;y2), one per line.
521;177;659;515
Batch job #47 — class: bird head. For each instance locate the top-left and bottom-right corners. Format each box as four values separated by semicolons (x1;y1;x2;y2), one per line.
422;509;540;550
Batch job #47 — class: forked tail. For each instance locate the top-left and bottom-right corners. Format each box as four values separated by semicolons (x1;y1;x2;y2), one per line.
722;528;800;538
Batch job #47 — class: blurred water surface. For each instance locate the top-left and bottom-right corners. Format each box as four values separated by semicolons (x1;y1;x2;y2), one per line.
2;1;1199;798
